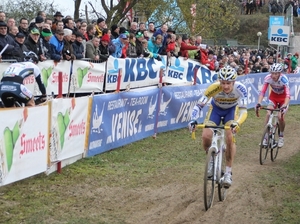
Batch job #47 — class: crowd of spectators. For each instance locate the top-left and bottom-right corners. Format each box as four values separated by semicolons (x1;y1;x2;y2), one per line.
0;10;298;75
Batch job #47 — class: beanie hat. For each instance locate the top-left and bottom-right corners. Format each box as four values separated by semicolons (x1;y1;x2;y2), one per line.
0;21;7;27
101;34;110;42
111;24;118;32
41;28;52;37
97;18;105;24
35;16;44;24
135;31;143;38
119;27;127;34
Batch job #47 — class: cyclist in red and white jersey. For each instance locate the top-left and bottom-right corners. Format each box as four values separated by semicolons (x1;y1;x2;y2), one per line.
255;63;290;147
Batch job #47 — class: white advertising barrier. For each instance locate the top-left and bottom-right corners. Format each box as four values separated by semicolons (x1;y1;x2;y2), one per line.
164;57;218;85
70;60;106;93
49;97;90;163
38;60;72;95
106;56;164;91
0;106;49;186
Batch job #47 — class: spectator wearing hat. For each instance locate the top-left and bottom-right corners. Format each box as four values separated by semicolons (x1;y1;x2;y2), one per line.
110;24;119;39
25;27;46;61
0;21;22;61
49;29;64;62
40;28;53;59
14;32;29;61
34;16;44;32
18;18;29;38
167;27;175;34
95;17;106;38
72;32;85;59
52;11;64;33
98;34;111;62
135;31;144;57
111;33;129;58
62;28;75;61
85;36;100;61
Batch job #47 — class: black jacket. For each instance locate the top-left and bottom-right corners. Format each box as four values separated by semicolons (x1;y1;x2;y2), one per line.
0;34;22;61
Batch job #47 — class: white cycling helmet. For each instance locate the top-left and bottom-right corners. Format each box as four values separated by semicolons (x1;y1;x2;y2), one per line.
269;63;283;73
218;66;237;81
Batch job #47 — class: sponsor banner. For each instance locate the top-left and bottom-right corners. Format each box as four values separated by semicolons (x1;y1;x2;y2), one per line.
50;97;89;162
270;25;290;46
70;60;105;93
237;73;300;107
164;57;218;85
87;87;160;157
38;60;71;95
156;84;210;133
106;56;164;91
0;106;48;186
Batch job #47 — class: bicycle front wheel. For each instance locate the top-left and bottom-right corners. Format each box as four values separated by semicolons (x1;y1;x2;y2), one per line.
218;148;227;201
204;147;216;211
271;123;280;162
260;126;270;165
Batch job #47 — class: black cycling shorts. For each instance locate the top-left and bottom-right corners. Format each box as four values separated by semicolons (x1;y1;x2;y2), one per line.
0;81;33;107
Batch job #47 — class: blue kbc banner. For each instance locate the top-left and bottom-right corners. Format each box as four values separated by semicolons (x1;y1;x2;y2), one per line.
87;73;300;157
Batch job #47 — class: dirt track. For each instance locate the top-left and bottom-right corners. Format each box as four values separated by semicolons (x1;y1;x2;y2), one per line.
96;118;300;224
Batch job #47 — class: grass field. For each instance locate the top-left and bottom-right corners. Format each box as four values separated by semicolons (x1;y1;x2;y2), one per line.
0;106;300;223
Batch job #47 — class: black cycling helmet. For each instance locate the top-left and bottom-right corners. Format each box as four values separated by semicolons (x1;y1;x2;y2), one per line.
24;51;39;64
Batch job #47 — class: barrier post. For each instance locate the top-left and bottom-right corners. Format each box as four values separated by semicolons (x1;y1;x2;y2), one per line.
153;69;164;139
193;67;199;85
57;71;63;173
57;71;63;98
116;69;122;92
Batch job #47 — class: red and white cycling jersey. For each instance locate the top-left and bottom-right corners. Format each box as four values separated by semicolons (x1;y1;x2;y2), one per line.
259;73;290;98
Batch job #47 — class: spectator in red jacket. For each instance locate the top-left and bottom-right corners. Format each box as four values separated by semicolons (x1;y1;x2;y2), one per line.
180;34;200;59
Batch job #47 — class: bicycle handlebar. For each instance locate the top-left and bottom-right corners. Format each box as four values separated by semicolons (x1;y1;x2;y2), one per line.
191;124;231;140
194;124;231;130
256;107;284;121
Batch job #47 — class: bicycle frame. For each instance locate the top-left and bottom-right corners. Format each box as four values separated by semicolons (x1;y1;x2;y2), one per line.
209;128;226;182
192;124;231;210
258;107;282;164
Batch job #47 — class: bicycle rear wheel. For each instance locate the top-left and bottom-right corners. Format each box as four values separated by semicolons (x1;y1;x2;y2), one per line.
271;123;280;162
218;148;227;201
260;126;270;165
204;147;216;211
